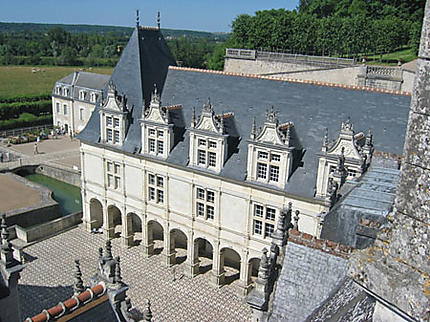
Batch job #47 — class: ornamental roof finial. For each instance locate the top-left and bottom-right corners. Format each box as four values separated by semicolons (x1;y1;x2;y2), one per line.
323;128;329;147
144;299;153;321
250;117;257;139
73;259;85;295
265;106;278;124
157;11;161;29
203;97;212;113
191;106;196;128
136;9;140;28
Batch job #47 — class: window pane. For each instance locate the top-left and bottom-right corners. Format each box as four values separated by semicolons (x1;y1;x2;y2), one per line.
197;202;205;217
157;140;164;154
114;164;120;174
114;176;120;189
114;118;120;127
271;154;281;162
258;151;268;159
56;103;60;113
106;117;112;126
149;129;156;136
114;131;120;143
148;174;155;185
107;174;113;187
149;187;155;200
264;223;274;238
253;220;262;235
198;139;206;146
269;165;279;182
79;109;84;120
149;139;155;152
254;204;264;217
107;162;112;172
257;163;267;179
64;105;68;115
266;207;276;221
208;152;216;167
107;129;113;142
197;188;205;200
157;176;164;187
198;150;206;165
157;190;164;203
207;190;215;203
209;141;217;148
158;130;164;138
207;205;214;220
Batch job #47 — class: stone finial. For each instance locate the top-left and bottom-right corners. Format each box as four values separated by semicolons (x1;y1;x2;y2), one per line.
98;247;103;260
285;125;291;146
151;84;160;105
105;240;113;261
136;9;140;27
250;117;257;140
293;210;300;230
157;11;161;29
341;116;353;132
365;129;373;147
73;259;85;295
125;297;132;311
265;106;278;124
1;214;13;267
115;256;122;284
191;106;196;128
220;111;224;134
276;207;287;232
144;299;153;321
323;128;329;148
337;147;346;172
203;97;212;113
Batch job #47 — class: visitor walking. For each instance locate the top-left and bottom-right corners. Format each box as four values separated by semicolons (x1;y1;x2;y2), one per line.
34;142;38;155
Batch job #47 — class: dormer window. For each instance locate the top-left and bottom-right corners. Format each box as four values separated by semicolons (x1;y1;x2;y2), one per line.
99;81;130;146
63;88;70;96
188;99;238;173
140;86;179;159
247;107;300;189
79;90;87;101
90;92;98;103
56;86;62;95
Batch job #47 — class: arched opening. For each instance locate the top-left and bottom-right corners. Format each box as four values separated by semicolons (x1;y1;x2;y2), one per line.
170;229;187;265
147;220;164;255
107;205;122;239
221;248;241;285
127;213;142;246
89;198;103;230
194;238;213;274
248;257;261;286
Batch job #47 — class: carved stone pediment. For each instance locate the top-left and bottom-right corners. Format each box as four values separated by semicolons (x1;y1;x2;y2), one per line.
329;139;362;160
196;114;220;133
194;99;223;134
102;81;127;113
256;125;284;145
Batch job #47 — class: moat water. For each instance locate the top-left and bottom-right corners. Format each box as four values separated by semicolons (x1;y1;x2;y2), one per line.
24;173;82;216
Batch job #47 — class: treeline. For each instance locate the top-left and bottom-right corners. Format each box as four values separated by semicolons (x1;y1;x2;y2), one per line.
230;9;421;58
0;24;226;68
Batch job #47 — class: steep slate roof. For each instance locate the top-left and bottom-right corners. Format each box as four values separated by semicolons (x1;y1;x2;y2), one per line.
78;25;411;199
321;157;399;248
56;71;110;91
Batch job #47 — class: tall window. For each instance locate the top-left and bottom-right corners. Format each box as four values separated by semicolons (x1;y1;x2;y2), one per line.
63;104;68;115
195;187;215;220
79;91;86;100
256;150;281;183
106;115;120;144
195;137;217;169
106;161;121;190
79;108;84;121
56;103;60;113
252;204;276;238
148;173;164;204
147;127;164;156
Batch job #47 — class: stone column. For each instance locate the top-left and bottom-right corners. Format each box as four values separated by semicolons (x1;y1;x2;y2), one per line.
237;253;251;297
210;242;225;287
163;228;175;267
142;217;154;257
103;204;115;239
184;232;199;277
121;214;134;248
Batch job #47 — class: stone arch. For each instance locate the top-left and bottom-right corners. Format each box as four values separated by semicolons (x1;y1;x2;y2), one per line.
147;220;164;255
220;247;241;285
126;212;142;246
107;205;122;239
169;228;188;265
248;257;261;285
89;198;103;230
194;237;213;274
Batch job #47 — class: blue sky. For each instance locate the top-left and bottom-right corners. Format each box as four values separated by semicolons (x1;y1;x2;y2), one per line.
0;0;299;32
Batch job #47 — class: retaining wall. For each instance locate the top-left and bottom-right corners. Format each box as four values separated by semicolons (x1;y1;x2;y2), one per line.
36;163;80;187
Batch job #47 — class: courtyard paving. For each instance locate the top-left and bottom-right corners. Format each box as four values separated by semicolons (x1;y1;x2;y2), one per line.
18;227;253;321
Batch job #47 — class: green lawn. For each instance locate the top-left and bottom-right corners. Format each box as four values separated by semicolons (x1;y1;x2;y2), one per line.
364;48;417;66
0;66;113;97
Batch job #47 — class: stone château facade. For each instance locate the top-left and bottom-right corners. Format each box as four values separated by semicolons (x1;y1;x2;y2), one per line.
77;18;410;297
52;71;109;134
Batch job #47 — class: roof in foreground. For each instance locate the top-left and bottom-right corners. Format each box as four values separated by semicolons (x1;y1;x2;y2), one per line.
78;26;411;199
56;71;110;90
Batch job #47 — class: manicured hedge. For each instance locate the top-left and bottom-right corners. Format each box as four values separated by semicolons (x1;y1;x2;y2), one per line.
0;113;52;130
0;100;52;120
0;94;51;104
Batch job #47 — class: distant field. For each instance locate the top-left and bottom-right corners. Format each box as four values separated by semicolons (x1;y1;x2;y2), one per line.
0;66;113;97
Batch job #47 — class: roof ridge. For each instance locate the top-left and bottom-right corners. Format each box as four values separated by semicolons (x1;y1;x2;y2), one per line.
25;282;106;322
168;66;412;96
